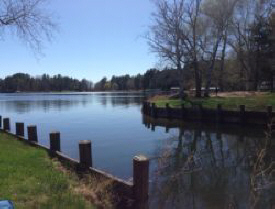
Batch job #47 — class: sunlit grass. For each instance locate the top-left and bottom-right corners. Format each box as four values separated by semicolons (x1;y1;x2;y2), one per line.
150;92;275;111
0;133;95;209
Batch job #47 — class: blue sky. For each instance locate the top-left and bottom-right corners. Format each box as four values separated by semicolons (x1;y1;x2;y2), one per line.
0;0;156;83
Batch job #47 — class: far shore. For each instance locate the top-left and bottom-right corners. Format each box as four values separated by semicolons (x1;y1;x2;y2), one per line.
148;91;275;111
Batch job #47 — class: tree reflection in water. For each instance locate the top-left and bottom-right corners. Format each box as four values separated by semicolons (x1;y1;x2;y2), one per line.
143;117;275;209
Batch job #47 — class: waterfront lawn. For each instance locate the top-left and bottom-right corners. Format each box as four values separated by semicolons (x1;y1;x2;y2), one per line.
150;92;275;111
0;133;95;209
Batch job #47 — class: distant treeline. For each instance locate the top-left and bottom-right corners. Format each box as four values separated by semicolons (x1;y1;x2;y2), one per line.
0;73;93;92
93;68;186;91
93;59;255;92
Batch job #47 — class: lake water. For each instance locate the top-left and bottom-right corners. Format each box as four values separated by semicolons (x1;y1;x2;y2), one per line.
0;92;274;208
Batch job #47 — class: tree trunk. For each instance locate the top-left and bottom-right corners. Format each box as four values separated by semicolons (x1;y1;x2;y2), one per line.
238;50;247;91
177;62;185;100
253;49;260;91
219;32;227;92
270;73;274;92
194;60;201;97
204;37;220;97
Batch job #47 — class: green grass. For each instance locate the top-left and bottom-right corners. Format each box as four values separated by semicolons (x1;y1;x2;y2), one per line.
151;92;275;111
0;133;95;209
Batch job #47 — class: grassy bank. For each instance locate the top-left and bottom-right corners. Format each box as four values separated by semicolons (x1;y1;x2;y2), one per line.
0;133;108;209
149;92;275;111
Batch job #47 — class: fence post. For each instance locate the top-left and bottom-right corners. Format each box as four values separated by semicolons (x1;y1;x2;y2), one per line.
79;140;92;168
16;122;24;137
3;118;10;131
0;116;2;128
27;125;38;142
151;103;157;118
267;106;272;123
194;104;203;122
216;104;222;123
50;131;61;152
147;103;151;117
181;104;185;119
142;102;147;114
166;103;171;118
240;105;246;125
133;155;149;202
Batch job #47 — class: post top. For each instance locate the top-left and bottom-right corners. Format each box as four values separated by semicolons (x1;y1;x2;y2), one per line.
16;122;24;124
79;140;91;145
28;125;37;128
134;155;148;162
50;131;60;134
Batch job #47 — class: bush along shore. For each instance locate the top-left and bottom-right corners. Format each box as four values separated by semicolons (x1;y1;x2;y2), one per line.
0;117;150;209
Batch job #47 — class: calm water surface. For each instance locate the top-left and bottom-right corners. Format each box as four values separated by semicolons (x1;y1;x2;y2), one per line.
0;92;274;208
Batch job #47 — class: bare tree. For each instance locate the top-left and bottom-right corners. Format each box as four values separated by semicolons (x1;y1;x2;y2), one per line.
148;0;204;98
202;0;238;97
0;0;56;52
184;0;204;97
147;0;188;98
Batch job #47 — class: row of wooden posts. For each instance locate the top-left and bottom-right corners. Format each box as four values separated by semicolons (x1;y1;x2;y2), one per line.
143;102;273;125
0;116;150;202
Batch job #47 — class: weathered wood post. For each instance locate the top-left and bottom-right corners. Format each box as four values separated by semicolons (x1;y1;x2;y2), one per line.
16;122;24;137
240;105;246;125
199;104;203;122
194;104;203;122
147;103;151;117
267;106;272;123
79;140;92;168
181;104;185;119
216;104;222;124
133;155;149;202
0;116;2;128
3;118;10;131
50;131;61;152
166;103;171;119
142;102;147;114
151;103;157;118
27;125;38;142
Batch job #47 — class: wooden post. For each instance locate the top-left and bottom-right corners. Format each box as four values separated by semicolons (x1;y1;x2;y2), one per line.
133;155;149;202
166;126;169;133
151;103;157;118
147;103;151;117
166;103;171;118
79;140;92;168
240;105;245;125
267;106;272;123
0;116;2;128
142;102;147;114
16;122;24;137
50;132;61;152
3;118;10;131
216;104;222;123
195;104;203;122
27;125;38;142
181;104;185;119
145;102;150;115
